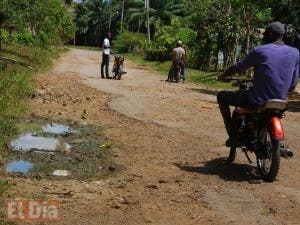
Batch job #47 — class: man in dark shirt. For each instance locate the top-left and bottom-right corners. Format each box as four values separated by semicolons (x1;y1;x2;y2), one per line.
217;22;299;161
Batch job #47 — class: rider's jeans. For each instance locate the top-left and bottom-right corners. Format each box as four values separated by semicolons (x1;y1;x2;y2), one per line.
101;54;110;78
217;90;254;144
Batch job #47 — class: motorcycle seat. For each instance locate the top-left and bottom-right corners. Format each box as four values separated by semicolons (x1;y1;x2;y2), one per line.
256;99;288;113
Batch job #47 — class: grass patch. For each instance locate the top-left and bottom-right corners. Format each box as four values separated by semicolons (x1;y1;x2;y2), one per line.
16;121;43;133
0;44;65;148
125;54;232;89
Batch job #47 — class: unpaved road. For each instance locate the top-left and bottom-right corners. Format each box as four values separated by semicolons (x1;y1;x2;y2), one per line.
4;48;300;225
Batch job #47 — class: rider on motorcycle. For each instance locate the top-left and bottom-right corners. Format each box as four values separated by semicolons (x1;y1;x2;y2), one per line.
166;40;186;82
217;21;299;161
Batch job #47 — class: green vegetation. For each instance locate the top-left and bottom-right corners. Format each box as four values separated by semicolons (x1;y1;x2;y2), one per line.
0;0;74;147
74;0;299;72
0;44;65;146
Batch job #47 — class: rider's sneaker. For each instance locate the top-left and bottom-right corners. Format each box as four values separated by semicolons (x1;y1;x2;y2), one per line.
226;146;236;164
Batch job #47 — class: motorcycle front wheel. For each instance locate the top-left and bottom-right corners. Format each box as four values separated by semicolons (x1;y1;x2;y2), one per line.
256;128;280;182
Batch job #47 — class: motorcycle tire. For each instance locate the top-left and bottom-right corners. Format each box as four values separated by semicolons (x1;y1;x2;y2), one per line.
256;128;280;182
175;72;180;83
117;66;122;80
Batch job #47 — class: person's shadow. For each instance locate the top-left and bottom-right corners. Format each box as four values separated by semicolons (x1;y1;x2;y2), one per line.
175;157;263;183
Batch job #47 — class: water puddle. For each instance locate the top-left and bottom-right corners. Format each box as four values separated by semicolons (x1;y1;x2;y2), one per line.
42;123;75;135
5;120;115;180
6;160;34;174
10;133;70;153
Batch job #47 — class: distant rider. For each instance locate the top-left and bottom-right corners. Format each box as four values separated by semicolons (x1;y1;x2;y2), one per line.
166;40;186;82
217;21;299;161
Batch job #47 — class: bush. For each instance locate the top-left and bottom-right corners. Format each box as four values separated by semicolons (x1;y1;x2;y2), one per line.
38;31;51;47
13;32;35;45
145;47;170;61
0;29;9;49
114;31;149;55
155;18;197;51
151;18;197;62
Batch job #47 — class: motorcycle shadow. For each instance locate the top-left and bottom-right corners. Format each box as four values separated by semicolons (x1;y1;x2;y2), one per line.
175;157;263;183
187;88;219;96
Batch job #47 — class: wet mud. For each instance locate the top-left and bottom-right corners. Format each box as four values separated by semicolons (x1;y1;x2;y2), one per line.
4;118;119;181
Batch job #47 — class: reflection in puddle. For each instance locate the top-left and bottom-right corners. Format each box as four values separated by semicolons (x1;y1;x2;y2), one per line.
6;160;34;174
53;170;71;176
42;123;75;135
11;133;71;152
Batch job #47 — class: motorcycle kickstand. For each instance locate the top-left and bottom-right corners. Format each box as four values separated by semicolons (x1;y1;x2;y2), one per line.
241;147;253;164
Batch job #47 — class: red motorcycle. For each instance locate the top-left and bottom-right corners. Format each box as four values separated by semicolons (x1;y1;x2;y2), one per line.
223;78;293;182
171;63;185;83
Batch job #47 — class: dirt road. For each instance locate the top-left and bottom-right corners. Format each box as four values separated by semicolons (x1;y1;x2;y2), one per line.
5;48;300;225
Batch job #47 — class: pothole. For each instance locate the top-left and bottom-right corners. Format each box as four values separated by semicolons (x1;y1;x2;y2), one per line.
5;119;118;180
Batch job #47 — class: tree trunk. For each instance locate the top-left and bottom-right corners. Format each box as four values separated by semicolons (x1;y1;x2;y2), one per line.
243;7;251;54
215;32;222;72
120;0;125;32
146;0;151;42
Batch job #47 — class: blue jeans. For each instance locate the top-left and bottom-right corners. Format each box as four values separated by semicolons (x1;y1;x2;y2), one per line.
101;54;110;78
217;90;254;143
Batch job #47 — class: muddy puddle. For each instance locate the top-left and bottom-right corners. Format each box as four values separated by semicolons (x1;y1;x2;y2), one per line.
11;133;71;153
6;160;34;174
4;119;118;180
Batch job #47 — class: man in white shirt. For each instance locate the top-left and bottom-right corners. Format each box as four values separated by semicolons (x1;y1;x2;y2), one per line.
101;32;111;79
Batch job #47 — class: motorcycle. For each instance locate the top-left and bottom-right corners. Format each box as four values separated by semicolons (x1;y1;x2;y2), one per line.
112;54;126;80
172;63;185;83
221;77;293;182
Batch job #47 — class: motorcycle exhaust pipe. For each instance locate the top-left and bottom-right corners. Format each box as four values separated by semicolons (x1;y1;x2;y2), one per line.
280;149;293;159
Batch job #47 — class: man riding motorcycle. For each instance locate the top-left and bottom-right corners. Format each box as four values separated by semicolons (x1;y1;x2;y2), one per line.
166;40;186;82
217;21;299;162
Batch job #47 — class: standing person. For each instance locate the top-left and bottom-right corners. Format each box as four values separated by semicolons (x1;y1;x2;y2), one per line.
101;32;112;79
166;40;186;82
216;21;299;162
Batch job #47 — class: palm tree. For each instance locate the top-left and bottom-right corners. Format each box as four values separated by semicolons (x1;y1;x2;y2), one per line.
126;0;145;32
148;0;186;39
126;0;186;39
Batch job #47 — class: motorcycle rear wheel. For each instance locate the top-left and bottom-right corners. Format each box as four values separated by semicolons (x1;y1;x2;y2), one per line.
256;129;280;182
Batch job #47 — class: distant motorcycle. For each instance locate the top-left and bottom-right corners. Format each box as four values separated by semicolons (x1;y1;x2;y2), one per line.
112;55;126;80
220;77;293;182
171;63;185;83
